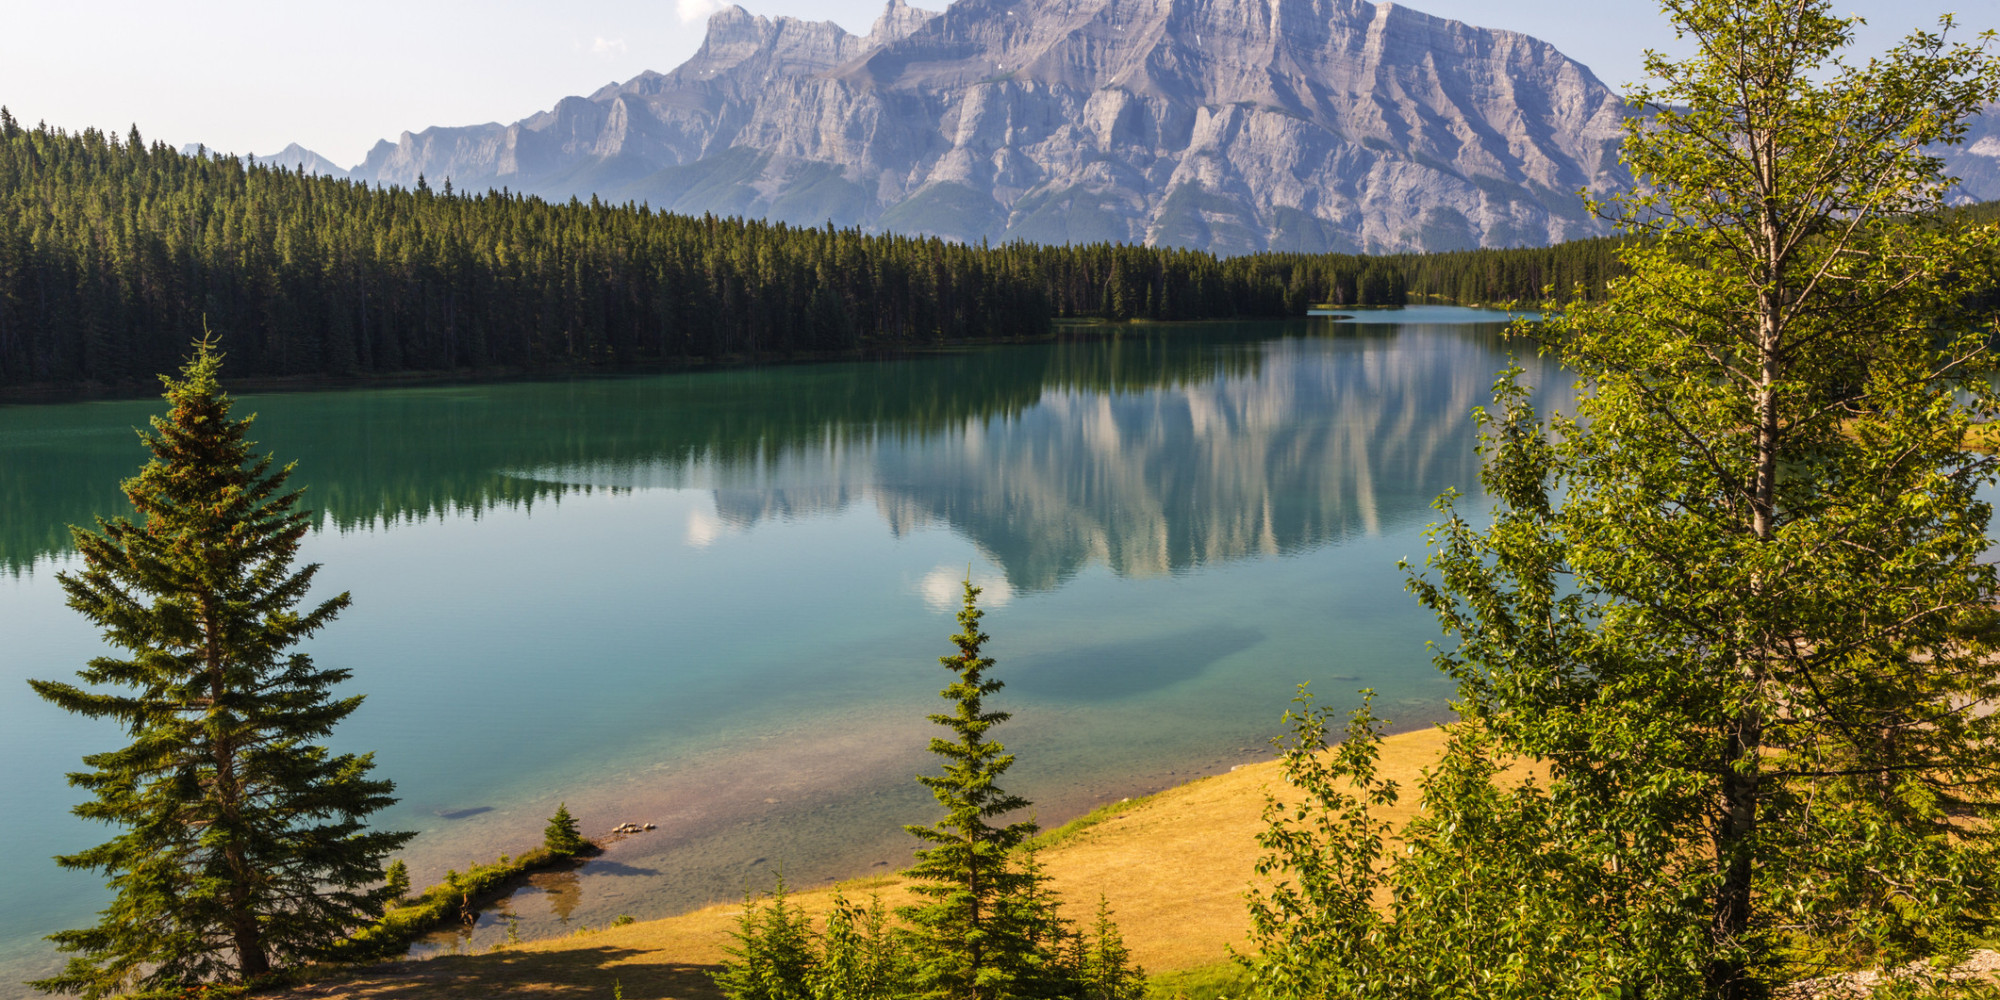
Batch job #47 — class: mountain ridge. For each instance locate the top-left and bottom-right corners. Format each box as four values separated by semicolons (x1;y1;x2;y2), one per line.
334;0;1632;253
178;141;352;178
300;0;2000;253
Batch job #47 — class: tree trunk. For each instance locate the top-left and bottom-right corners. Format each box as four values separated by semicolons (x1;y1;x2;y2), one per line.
1707;710;1762;998
204;594;269;980
1705;122;1786;987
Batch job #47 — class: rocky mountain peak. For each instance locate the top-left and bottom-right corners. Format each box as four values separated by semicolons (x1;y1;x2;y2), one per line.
333;0;1991;252
679;4;869;81
181;141;350;179
869;0;940;45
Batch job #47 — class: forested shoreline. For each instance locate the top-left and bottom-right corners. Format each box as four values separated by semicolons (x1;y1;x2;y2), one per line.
0;114;1614;392
0;111;1985;393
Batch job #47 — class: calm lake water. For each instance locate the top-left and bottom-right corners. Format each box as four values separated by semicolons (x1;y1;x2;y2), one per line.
0;308;1553;992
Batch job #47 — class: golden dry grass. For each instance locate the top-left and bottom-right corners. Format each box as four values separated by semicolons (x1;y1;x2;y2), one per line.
280;726;1458;1000
1965;422;2000;452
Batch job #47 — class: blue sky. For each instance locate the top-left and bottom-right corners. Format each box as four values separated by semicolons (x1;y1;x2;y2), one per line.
0;0;1982;169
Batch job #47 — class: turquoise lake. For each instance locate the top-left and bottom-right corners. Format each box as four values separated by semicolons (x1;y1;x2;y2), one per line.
0;308;1557;993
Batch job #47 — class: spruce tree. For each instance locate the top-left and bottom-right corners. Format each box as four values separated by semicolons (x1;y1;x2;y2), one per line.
716;876;816;1000
28;340;412;998
809;891;910;999
899;580;1043;1000
716;580;1140;1000
1081;896;1142;1000
383;860;412;903
543;802;588;858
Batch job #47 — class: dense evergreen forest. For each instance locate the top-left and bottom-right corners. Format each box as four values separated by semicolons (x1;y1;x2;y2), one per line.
2;112;1979;390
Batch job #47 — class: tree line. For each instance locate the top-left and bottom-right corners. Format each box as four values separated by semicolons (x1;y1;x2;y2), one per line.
0;110;1652;393
3;109;1990;395
0;115;1347;390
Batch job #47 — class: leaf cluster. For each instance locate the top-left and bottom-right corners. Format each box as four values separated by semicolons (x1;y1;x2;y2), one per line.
1244;2;2000;996
720;881;1143;1000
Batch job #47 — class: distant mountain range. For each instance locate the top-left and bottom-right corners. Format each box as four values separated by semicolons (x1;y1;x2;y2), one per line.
227;0;2000;254
180;141;349;179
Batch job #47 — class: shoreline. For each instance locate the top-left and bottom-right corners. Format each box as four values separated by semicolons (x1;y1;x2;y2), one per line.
0;318;1302;406
286;724;1461;999
373;699;1460;962
373;699;1457;952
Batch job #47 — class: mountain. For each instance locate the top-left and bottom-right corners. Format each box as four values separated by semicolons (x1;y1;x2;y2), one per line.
1954;112;2000;206
254;142;350;178
179;141;350;178
343;0;1631;253
332;0;2000;254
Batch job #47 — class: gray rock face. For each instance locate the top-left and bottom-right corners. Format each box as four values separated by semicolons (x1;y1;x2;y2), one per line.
1951;107;2000;206
336;0;1627;252
338;0;1997;253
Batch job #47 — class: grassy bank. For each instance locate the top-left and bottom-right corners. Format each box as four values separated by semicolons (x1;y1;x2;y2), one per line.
334;847;600;962
280;726;1457;1000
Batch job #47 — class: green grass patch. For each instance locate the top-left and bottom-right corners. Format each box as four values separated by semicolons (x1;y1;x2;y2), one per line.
1025;788;1169;852
333;844;595;961
1146;958;1253;999
832;873;900;892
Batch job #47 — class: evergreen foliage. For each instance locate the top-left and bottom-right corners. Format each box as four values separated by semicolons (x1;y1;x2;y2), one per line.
1078;896;1143;1000
26;339;412;997
0;113;1985;391
716;581;1141;1000
1244;2;2000;998
899;579;1047;1000
716;877;819;1000
543;802;588;858
809;892;910;1000
0;123;1362;390
382;860;411;902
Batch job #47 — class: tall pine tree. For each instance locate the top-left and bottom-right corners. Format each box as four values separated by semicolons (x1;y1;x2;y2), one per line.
900;580;1045;1000
29;339;412;998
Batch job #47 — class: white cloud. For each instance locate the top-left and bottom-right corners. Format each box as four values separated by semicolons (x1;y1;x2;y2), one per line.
589;36;629;57
686;508;734;548
677;0;723;23
919;565;1014;612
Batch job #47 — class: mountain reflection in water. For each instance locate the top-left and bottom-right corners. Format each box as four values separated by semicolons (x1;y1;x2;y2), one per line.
506;324;1527;592
1;318;1546;589
0;311;1566;992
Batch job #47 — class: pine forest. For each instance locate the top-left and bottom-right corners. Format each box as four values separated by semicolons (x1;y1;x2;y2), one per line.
0;111;1641;390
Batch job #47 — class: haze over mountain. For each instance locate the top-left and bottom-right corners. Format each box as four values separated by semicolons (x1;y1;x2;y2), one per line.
300;0;2000;254
178;141;351;179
